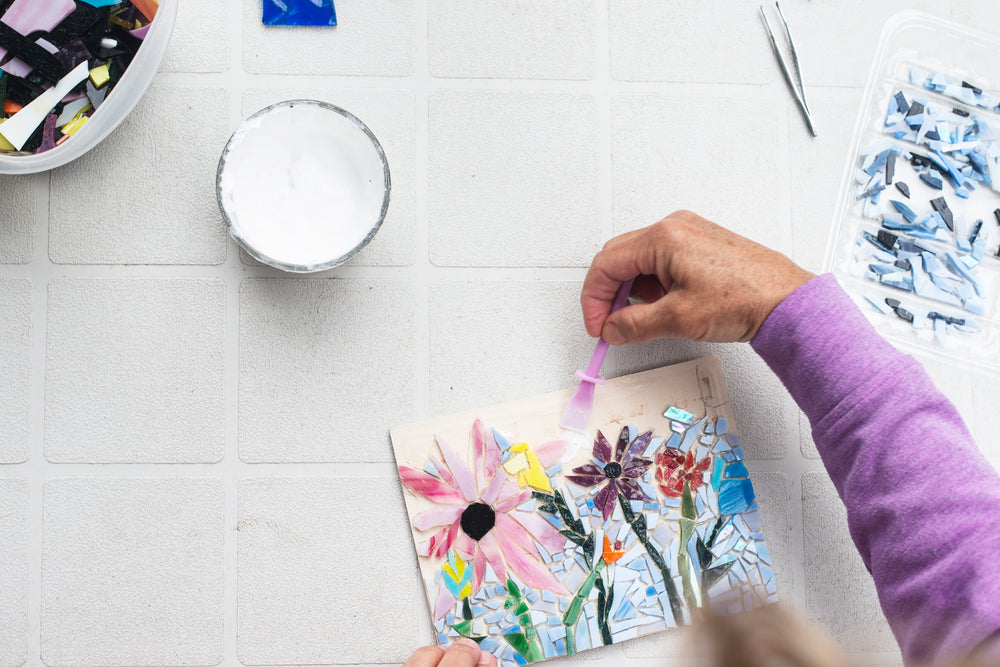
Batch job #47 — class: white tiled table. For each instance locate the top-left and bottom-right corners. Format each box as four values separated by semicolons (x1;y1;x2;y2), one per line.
3;1;1000;666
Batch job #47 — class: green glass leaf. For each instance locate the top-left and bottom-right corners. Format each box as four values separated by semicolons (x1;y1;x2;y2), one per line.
701;561;736;592
632;512;647;536
696;537;713;571
618;492;635;523
462;597;473;621
504;632;531;661
582;534;594;566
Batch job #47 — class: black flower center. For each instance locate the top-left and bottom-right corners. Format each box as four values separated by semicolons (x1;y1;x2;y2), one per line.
603;461;623;479
460;502;496;541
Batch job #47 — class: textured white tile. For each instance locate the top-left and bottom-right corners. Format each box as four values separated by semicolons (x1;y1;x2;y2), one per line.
159;0;231;73
239;279;417;462
241;88;416;267
952;1;1000;29
429;91;602;267
0;175;37;264
972;372;1000;461
608;0;772;83
45;279;225;463
0;480;27;667
428;0;595;79
616;342;789;460
802;472;899;654
49;85;229;265
243;0;415;75
789;87;864;273
620;630;689;659
751;472;794;599
429;280;594;415
793;0;944;87
41;478;224;666
612;91;792;255
799;409;819;459
237;477;427;664
0;279;30;464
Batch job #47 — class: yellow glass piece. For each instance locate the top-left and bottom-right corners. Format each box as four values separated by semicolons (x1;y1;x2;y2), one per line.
505;442;552;493
0;121;16;151
61;116;89;136
442;553;472;599
89;64;110;89
502;451;529;475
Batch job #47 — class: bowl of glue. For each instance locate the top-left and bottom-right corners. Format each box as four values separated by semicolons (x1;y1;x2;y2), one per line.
215;100;391;272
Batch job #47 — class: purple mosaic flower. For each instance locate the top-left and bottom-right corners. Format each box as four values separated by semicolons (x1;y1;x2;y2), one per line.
566;426;653;520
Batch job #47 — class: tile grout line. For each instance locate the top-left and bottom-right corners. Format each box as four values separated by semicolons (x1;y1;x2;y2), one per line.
224;0;246;663
414;0;432;422
595;0;617;381
23;169;52;667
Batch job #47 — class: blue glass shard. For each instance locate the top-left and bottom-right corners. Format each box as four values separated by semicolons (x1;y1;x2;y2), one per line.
263;0;337;26
724;461;749;479
890;199;917;222
920;172;944;189
492;428;513;451
718;478;755;514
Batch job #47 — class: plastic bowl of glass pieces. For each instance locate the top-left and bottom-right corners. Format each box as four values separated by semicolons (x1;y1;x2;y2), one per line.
0;0;177;175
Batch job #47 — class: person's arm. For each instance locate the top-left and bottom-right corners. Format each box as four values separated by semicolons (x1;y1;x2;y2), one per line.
582;211;1000;664
750;273;1000;664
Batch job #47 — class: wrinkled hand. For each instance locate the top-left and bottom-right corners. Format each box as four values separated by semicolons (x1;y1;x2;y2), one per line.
403;640;497;667
581;211;814;344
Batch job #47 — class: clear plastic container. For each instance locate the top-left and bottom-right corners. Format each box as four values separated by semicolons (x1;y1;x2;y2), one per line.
826;11;1000;372
0;0;177;175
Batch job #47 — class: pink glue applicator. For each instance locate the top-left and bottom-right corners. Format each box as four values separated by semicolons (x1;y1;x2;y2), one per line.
560;278;635;434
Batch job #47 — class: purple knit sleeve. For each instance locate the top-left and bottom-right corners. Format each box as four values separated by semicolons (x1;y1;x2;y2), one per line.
750;273;1000;664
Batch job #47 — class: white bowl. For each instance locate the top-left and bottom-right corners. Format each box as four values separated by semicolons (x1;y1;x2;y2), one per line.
215;100;391;273
0;0;178;175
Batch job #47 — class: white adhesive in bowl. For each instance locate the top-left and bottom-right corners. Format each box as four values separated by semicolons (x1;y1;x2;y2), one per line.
217;100;390;272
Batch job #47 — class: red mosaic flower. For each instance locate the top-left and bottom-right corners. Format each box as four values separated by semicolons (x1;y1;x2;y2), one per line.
654;447;711;498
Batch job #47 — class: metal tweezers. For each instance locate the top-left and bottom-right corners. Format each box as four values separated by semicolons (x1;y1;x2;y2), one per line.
760;2;816;137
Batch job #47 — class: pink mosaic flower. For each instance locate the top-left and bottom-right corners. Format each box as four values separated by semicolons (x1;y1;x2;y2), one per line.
399;419;570;617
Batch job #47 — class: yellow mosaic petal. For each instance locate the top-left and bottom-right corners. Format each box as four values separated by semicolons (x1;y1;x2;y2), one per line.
520;448;552;493
442;562;459;581
503;452;529;475
459;583;472;598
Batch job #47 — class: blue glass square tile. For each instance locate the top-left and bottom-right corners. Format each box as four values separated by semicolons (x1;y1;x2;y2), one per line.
263;0;337;26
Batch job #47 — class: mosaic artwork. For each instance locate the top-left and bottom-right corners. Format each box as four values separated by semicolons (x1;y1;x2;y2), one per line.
391;358;777;666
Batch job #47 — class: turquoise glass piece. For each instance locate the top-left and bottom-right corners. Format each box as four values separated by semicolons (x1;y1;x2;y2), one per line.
263;0;337;26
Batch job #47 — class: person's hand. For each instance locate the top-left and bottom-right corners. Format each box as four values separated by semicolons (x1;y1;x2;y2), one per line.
581;211;814;344
403;639;497;667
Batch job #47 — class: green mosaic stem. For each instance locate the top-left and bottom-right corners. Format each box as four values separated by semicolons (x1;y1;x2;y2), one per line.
618;494;685;626
562;558;606;655
502;578;544;663
678;482;699;610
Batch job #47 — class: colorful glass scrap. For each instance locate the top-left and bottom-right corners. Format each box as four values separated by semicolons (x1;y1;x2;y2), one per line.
0;0;155;154
262;0;337;27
